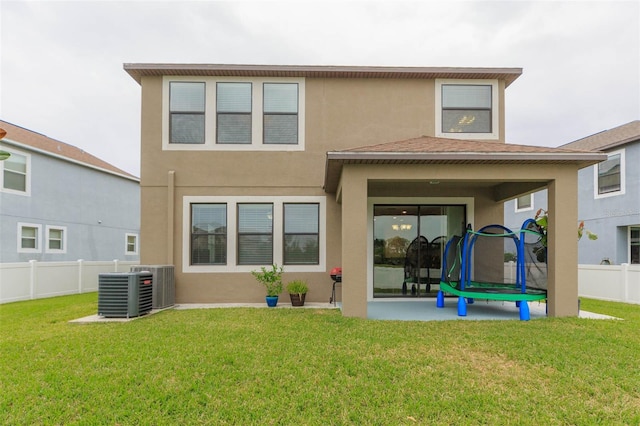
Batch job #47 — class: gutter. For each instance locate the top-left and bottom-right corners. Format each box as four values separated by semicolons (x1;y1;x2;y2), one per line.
326;150;608;162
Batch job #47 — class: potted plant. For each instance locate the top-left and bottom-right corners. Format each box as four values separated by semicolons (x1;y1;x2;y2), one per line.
286;279;309;307
251;264;283;307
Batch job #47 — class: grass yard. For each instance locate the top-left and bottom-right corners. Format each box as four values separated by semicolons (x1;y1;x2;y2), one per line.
1;295;640;425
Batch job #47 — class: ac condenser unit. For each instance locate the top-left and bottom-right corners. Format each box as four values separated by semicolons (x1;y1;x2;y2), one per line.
98;272;153;318
130;265;175;309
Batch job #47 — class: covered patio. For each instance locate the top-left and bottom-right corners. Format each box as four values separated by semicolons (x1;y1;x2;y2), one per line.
324;136;606;319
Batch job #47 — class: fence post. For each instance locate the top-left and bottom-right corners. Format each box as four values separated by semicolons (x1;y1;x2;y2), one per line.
622;263;629;303
78;259;84;294
29;259;37;300
114;259;119;272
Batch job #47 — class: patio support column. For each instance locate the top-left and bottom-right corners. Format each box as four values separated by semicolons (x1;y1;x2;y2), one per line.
547;172;579;317
340;166;368;318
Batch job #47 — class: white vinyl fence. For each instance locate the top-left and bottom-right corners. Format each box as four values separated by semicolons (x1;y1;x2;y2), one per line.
0;260;139;304
578;264;640;304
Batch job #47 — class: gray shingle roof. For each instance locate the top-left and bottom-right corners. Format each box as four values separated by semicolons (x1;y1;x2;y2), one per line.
0;120;138;180
560;121;640;151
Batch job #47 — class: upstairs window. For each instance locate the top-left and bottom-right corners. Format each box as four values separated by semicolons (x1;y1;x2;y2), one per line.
435;79;498;140
595;149;625;198
263;83;298;144
597;152;621;194
217;82;252;144
169;82;205;144
1;150;29;194
442;84;492;133
163;77;305;151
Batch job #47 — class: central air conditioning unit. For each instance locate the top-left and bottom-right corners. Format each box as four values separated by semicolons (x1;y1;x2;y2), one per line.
98;272;153;318
130;265;175;309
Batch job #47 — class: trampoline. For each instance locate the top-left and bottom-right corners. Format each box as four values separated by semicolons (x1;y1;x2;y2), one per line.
437;219;547;320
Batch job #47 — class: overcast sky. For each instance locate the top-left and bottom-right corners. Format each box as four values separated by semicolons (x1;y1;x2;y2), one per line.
1;0;638;177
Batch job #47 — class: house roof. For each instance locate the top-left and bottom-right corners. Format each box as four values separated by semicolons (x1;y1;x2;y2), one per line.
560;120;640;151
324;136;607;193
123;63;522;87
0;120;138;181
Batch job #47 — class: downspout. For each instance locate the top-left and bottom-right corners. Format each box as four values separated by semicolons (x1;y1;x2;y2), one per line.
167;170;175;264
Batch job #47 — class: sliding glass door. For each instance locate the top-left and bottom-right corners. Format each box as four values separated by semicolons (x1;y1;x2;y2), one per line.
373;205;466;298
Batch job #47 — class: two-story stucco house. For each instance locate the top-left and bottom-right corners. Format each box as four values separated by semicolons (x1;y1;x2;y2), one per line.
0;120;140;263
506;121;639;265
124;64;605;318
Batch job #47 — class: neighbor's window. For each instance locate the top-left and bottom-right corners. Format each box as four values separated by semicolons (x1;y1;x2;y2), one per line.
191;204;227;265
217;82;252;144
125;234;138;255
238;203;273;265
283;203;319;265
441;84;492;133
631;227;639;264
3;151;28;192
18;223;41;252
515;194;533;211
263;83;298;144
46;226;66;252
597;151;622;195
169;81;205;144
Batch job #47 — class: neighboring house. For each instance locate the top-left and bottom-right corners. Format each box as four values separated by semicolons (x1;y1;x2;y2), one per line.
124;63;604;318
0;120;140;263
506;121;639;265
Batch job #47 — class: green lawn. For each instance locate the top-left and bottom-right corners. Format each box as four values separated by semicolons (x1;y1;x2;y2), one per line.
1;294;640;425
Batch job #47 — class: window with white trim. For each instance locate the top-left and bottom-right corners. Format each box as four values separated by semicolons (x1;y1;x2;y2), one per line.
284;203;319;265
217;82;252;144
435;79;499;140
169;82;206;144
515;194;533;212
263;83;298;144
595;149;625;198
45;226;67;253
18;223;41;253
163;76;305;151
183;196;326;273
630;227;639;264
238;203;273;265
125;233;138;255
191;204;227;265
1;149;30;195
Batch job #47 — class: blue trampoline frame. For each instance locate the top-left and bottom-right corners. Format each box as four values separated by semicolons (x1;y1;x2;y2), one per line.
436;219;547;321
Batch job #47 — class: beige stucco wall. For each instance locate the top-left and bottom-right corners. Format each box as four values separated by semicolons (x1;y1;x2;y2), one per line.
136;73;578;317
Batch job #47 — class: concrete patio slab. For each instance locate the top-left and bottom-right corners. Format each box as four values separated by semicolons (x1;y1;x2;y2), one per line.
69;299;616;323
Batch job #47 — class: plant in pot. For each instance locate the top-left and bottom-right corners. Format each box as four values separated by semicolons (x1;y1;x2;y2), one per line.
251;264;283;307
286;279;309;307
